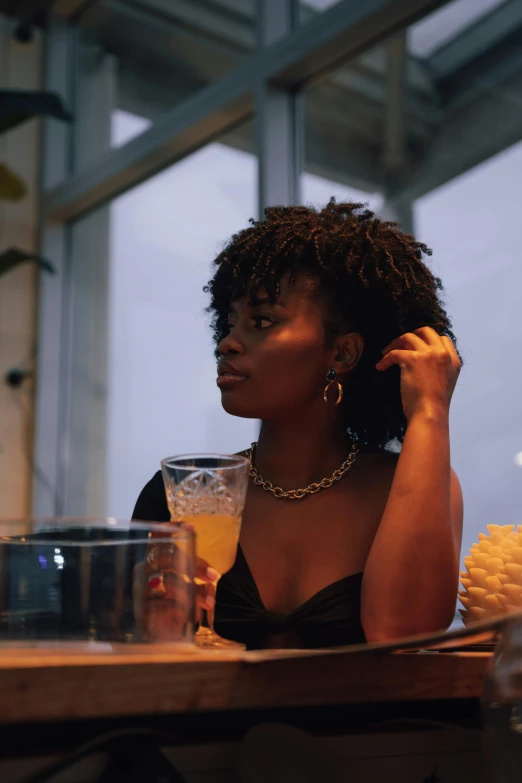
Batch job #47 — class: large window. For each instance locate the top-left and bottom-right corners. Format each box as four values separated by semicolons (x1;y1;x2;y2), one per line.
73;0;257;171
65;119;257;518
416;141;522;559
33;0;522;577
299;0;344;24
302;0;522;564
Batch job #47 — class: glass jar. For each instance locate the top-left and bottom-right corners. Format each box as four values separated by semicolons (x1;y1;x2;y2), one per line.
0;518;195;649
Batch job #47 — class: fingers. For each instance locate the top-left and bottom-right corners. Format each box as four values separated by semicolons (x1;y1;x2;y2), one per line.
382;332;425;355
197;580;216;611
147;571;193;642
194;556;217;611
376;349;412;372
195;557;219;584
412;326;443;346
133;553;218;642
380;330;460;365
413;329;460;373
382;327;453;356
145;572;215;641
135;538;197;641
441;335;462;372
134;560;193;641
377;332;461;377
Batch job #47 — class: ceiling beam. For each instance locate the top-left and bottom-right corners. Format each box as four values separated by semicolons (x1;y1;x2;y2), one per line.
389;71;522;203
382;31;408;172
265;0;451;89
442;30;522;112
428;0;522;81
52;0;91;20
43;0;452;221
89;0;254;52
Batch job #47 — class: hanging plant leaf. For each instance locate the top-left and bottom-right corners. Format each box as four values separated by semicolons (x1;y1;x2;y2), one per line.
0;247;55;277
0;163;27;200
0;90;72;134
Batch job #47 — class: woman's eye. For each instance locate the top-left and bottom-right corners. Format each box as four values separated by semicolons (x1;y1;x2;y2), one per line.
252;315;275;330
224;316;237;334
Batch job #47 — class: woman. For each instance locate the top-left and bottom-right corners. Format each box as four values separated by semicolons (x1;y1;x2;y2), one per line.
133;201;463;649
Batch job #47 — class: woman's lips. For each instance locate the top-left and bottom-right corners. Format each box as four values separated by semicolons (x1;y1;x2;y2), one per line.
216;373;248;389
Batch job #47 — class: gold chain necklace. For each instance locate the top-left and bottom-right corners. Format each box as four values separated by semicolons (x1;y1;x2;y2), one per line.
246;440;359;500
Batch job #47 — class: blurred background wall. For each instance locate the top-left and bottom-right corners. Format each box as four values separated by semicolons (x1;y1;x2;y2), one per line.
0;16;40;517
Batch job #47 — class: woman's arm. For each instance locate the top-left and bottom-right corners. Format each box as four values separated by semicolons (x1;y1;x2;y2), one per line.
361;328;463;642
361;408;463;641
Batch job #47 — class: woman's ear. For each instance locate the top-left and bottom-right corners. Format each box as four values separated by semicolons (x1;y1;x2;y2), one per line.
333;332;364;375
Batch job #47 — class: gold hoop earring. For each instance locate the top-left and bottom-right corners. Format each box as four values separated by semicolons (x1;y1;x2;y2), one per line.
323;368;343;406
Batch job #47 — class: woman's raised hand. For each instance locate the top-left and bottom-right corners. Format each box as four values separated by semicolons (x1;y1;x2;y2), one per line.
376;326;461;423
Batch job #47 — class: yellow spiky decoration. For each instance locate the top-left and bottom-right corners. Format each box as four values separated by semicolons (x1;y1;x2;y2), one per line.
459;524;522;625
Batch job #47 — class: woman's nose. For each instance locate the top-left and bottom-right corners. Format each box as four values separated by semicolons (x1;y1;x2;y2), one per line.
218;326;244;356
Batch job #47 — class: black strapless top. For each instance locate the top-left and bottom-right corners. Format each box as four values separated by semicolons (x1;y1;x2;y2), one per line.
133;471;366;650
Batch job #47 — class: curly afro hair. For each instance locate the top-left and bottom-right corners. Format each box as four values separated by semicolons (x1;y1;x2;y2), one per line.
205;200;457;450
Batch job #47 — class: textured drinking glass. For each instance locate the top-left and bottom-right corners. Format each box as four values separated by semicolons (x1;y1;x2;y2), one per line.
0;518;195;649
161;454;249;650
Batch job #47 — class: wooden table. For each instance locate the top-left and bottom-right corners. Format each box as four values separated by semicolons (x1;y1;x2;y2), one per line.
0;647;493;782
0;646;492;725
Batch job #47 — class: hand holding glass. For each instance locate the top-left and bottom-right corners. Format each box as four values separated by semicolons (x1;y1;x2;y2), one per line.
161;454;249;649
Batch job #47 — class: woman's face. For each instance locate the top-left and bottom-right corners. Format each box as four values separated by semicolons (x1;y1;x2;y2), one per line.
216;275;343;420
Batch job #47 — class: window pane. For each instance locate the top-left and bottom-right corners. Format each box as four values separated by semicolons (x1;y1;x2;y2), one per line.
302;42;388;217
302;0;522;575
66;121;258;518
409;0;506;57
302;174;383;213
299;0;343;25
73;0;256;169
415;142;522;564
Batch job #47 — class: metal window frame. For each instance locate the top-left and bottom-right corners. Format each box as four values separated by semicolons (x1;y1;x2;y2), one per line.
42;0;451;222
33;21;76;516
256;0;302;212
34;0;453;514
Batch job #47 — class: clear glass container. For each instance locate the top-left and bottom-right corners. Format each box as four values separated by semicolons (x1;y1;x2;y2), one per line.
483;618;522;782
0;518;195;649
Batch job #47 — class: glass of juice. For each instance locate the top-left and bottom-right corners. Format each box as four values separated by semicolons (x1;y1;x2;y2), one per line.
161;454;249;649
